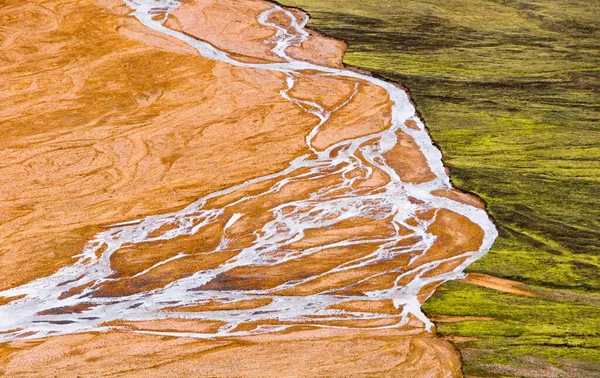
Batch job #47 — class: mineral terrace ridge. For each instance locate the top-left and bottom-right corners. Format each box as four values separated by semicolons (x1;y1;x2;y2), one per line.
0;0;497;376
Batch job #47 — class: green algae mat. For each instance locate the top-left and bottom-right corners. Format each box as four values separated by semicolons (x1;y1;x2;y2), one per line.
276;0;600;376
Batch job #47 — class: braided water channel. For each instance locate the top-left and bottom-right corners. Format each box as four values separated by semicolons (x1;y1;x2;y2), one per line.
0;0;497;341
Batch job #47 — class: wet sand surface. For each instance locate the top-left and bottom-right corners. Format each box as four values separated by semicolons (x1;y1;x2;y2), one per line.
0;0;496;376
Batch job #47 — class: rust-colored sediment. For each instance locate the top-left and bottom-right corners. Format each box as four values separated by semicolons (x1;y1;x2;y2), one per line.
0;0;488;375
0;329;461;377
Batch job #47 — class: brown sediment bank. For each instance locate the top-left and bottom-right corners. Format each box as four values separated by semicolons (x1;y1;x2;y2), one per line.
0;0;492;375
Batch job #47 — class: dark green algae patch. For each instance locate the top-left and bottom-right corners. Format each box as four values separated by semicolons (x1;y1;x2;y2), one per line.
275;0;600;376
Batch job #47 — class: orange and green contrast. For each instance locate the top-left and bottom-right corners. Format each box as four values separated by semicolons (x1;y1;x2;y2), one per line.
276;0;600;376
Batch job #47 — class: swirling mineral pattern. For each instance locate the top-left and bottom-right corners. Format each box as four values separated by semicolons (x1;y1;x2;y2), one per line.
0;0;497;375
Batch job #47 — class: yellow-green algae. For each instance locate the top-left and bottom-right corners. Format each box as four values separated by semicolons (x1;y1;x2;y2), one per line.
275;0;600;376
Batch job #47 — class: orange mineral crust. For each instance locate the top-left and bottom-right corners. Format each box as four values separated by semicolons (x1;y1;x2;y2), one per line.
0;0;312;292
0;0;497;375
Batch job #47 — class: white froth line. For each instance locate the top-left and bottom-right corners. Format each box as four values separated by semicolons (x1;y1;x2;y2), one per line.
131;252;188;279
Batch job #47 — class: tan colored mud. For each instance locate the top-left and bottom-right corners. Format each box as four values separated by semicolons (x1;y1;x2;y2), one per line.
0;0;489;375
462;273;538;297
0;328;462;377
